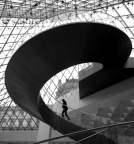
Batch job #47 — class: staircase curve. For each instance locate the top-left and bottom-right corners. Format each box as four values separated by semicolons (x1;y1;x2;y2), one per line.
5;22;134;143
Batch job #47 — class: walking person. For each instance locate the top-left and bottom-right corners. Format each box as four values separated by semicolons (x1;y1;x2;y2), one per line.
62;99;70;120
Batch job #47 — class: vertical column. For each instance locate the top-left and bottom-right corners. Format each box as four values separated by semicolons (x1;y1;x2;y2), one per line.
37;121;51;144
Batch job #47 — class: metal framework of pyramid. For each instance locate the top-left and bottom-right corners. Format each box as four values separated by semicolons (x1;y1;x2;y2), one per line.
0;0;134;130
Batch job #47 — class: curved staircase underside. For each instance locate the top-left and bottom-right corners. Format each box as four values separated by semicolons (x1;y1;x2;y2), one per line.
5;22;133;143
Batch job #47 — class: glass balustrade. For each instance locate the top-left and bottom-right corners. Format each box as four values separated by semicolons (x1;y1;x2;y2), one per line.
38;90;134;144
36;119;134;144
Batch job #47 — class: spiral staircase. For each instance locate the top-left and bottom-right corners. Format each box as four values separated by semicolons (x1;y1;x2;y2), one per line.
5;22;134;144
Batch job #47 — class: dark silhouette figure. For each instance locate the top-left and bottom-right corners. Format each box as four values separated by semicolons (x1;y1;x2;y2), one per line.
62;99;70;120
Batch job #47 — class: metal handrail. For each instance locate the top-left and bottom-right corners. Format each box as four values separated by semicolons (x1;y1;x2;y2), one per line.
34;120;134;144
74;128;109;144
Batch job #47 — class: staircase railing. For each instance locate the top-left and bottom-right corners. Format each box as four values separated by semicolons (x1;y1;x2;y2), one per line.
35;121;134;144
43;91;114;129
40;91;118;143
